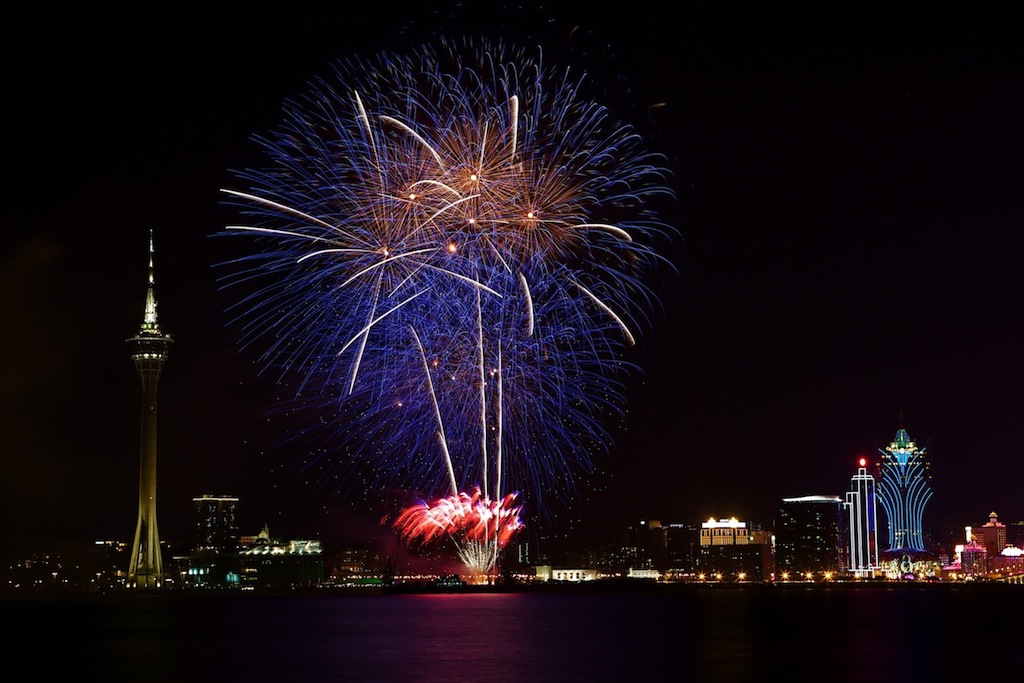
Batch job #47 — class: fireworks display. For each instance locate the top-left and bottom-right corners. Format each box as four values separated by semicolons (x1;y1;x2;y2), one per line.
392;489;523;547
216;36;675;570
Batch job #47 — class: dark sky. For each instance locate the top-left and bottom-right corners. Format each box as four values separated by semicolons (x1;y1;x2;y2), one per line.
3;3;1021;559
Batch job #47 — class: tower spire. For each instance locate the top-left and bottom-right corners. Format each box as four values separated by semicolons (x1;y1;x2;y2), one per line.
142;228;159;330
126;229;174;589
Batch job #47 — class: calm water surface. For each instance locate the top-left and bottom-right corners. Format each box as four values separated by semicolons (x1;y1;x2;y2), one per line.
6;584;1021;682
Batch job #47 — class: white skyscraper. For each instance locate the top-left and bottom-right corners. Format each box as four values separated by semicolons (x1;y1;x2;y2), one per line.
845;457;879;577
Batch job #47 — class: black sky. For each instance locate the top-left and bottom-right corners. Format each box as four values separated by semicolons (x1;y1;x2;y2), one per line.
3;3;1021;559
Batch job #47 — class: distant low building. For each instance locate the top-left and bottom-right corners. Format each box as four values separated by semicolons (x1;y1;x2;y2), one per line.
535;566;598;582
238;524;324;590
174;523;324;590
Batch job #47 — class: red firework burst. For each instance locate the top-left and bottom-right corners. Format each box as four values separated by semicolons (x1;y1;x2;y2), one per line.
392;487;524;548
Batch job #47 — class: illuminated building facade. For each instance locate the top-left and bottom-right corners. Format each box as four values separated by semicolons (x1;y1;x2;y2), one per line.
875;428;932;553
696;517;772;581
774;496;845;577
974;512;1007;560
535;566;599;582
959;539;987;577
175;522;324;589
238;526;324;589
845;458;879;576
126;231;173;589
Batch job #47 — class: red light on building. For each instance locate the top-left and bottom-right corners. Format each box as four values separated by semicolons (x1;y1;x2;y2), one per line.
858;457;867;468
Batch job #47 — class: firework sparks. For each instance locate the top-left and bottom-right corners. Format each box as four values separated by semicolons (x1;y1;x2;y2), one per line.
216;37;676;564
393;488;523;574
394;488;524;547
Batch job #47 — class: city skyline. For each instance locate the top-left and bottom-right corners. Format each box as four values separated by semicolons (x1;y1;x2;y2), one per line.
3;3;1021;558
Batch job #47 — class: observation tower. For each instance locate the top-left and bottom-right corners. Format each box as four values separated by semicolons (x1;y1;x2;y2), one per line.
126;230;173;589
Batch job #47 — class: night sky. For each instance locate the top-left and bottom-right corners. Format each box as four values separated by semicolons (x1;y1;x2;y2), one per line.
4;3;1021;559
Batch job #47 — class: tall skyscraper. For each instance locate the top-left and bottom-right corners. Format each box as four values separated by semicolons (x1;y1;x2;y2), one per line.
193;495;240;554
845;457;879;576
126;230;173;589
774;496;845;577
875;427;932;553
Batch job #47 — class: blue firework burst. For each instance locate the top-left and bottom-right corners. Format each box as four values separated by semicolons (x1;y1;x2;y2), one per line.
215;36;676;524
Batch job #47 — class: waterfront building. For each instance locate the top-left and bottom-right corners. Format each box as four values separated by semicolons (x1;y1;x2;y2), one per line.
623;519;698;572
960;538;987;577
126;230;173;589
193;495;240;554
325;546;389;585
535;566;599;582
774;496;845;578
622;520;663;570
1007;521;1024;548
973;512;1007;561
992;546;1024;580
175;522;324;589
845;458;880;577
696;517;772;581
170;495;243;587
875;428;932;553
664;522;700;574
238;528;324;589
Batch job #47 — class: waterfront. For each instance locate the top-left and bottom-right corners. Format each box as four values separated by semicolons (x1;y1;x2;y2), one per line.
6;583;1020;682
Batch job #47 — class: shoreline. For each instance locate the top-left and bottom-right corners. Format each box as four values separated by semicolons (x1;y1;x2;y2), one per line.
3;577;1018;601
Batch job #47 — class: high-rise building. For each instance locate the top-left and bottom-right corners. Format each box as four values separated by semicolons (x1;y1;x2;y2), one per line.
845;457;879;577
774;496;845;578
172;495;242;588
875;428;933;553
664;522;700;574
193;495;240;553
973;512;1007;565
126;230;173;589
696;517;772;581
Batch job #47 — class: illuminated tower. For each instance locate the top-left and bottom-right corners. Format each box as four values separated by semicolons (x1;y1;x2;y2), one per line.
126;230;173;589
845;457;879;576
875;428;932;553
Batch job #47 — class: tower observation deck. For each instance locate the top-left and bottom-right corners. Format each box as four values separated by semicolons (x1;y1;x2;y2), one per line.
126;230;173;589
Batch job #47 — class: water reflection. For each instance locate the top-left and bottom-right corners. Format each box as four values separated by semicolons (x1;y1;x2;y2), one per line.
6;585;1021;682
